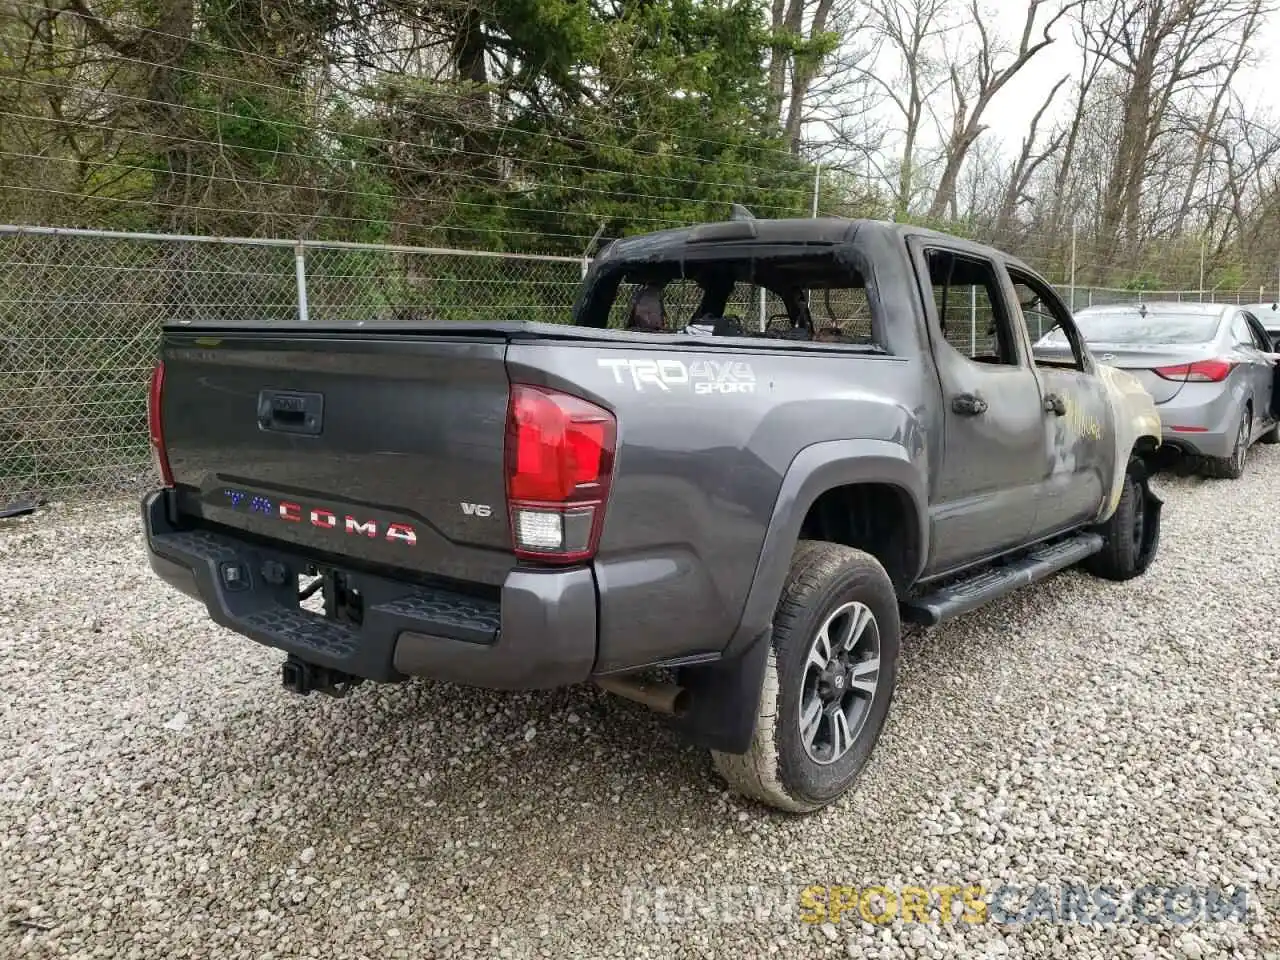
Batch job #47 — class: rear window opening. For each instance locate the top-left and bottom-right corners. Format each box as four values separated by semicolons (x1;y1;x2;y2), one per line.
571;247;887;351
1047;310;1222;346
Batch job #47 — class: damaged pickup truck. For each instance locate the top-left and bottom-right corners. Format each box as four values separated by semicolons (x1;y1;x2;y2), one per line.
142;216;1164;812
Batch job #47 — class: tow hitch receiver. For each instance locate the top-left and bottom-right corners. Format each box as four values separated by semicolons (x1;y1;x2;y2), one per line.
281;653;364;698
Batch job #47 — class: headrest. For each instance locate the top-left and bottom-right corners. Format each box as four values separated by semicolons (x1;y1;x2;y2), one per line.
627;284;666;331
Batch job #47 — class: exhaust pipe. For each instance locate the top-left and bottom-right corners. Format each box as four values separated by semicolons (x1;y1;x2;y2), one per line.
596;674;690;716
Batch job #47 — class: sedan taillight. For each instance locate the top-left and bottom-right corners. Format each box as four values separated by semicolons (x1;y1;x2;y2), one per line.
1152;359;1234;382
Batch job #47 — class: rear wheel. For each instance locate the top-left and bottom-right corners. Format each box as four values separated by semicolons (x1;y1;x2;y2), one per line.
711;541;900;813
1201;407;1250;479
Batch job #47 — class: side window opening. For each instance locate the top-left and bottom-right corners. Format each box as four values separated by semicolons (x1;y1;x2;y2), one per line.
1007;269;1086;372
1243;313;1272;351
924;250;1018;365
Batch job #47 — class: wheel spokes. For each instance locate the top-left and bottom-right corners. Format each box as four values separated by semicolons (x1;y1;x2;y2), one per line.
848;657;880;696
799;696;823;749
831;603;872;655
828;706;853;760
808;625;833;672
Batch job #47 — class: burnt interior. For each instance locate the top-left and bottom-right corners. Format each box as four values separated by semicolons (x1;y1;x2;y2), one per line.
572;245;884;348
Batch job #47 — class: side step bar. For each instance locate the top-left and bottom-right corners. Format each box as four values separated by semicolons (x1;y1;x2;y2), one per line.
901;532;1104;626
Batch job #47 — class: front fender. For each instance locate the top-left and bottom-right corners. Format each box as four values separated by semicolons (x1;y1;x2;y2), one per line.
1096;364;1162;521
722;438;928;658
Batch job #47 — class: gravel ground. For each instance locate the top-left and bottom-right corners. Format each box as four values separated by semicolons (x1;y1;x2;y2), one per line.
2;451;1278;959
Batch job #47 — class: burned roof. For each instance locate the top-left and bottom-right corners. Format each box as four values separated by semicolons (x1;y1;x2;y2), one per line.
595;216;1035;276
597;216;864;262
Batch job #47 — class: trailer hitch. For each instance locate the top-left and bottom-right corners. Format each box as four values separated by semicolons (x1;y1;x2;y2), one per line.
281;654;364;698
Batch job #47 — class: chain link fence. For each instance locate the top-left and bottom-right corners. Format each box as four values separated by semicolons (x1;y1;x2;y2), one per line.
0;224;1266;505
0;226;585;503
1068;286;1270;309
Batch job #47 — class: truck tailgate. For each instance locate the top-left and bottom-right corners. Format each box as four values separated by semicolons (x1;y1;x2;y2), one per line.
159;329;514;586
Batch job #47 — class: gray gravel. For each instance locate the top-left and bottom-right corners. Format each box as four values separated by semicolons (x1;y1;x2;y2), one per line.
3;450;1278;959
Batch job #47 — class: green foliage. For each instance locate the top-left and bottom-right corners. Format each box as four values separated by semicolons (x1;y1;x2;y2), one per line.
1213;261;1244;291
1123;273;1164;291
0;0;838;252
427;0;817;252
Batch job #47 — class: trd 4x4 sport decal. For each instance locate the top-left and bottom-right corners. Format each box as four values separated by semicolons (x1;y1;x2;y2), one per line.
597;357;757;394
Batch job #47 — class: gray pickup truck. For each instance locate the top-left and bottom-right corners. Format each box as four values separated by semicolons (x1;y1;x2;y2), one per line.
142;217;1164;812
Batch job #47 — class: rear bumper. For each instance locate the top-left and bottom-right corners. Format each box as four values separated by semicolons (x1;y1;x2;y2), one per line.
1155;384;1239;458
142;489;597;690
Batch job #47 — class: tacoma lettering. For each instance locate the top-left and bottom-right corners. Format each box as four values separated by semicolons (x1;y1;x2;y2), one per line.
221;489;416;546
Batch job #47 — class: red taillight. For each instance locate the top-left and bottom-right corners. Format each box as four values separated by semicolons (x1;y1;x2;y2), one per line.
147;362;174;487
1153;359;1234;382
505;384;616;563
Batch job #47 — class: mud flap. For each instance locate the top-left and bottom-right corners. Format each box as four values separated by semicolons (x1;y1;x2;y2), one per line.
670;627;772;755
1135;470;1163;572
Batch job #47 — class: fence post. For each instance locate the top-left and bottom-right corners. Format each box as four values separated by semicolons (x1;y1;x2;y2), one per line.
1198;240;1205;303
581;223;605;281
969;285;977;357
295;240;310;322
1068;227;1077;312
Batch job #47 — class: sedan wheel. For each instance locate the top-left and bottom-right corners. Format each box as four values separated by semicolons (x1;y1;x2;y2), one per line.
1202;408;1250;480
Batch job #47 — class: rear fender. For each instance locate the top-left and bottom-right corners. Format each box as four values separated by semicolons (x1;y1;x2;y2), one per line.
679;439;925;754
723;438;928;659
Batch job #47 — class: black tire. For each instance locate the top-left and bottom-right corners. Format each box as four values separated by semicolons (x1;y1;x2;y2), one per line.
1083;463;1159;581
1259;421;1279;444
711;541;900;813
1201;407;1250;479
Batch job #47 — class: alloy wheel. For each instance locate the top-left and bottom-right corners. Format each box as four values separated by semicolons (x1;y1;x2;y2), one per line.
798;601;881;765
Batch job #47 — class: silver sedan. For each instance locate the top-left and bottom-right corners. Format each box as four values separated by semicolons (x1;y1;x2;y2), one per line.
1034;301;1280;478
1242;301;1280;350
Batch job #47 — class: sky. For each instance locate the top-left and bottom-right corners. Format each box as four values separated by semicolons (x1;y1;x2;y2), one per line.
977;0;1280;149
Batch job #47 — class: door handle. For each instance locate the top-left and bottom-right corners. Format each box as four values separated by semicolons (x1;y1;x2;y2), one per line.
1043;393;1067;416
952;392;988;416
257;389;324;435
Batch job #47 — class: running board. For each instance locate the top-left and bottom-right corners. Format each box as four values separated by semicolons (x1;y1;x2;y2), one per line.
901;532;1104;626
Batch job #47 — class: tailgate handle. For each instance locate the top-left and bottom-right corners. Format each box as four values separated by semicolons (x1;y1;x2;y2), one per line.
258;390;324;436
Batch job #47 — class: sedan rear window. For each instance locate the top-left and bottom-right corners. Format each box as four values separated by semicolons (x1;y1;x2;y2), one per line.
1041;311;1220;345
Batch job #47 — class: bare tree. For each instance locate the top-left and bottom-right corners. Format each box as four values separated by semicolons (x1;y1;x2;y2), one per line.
1084;0;1270;269
1045;11;1110;234
766;0;880;157
1168;3;1264;235
926;0;1079;220
992;75;1069;237
777;2;887;165
860;0;950;217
